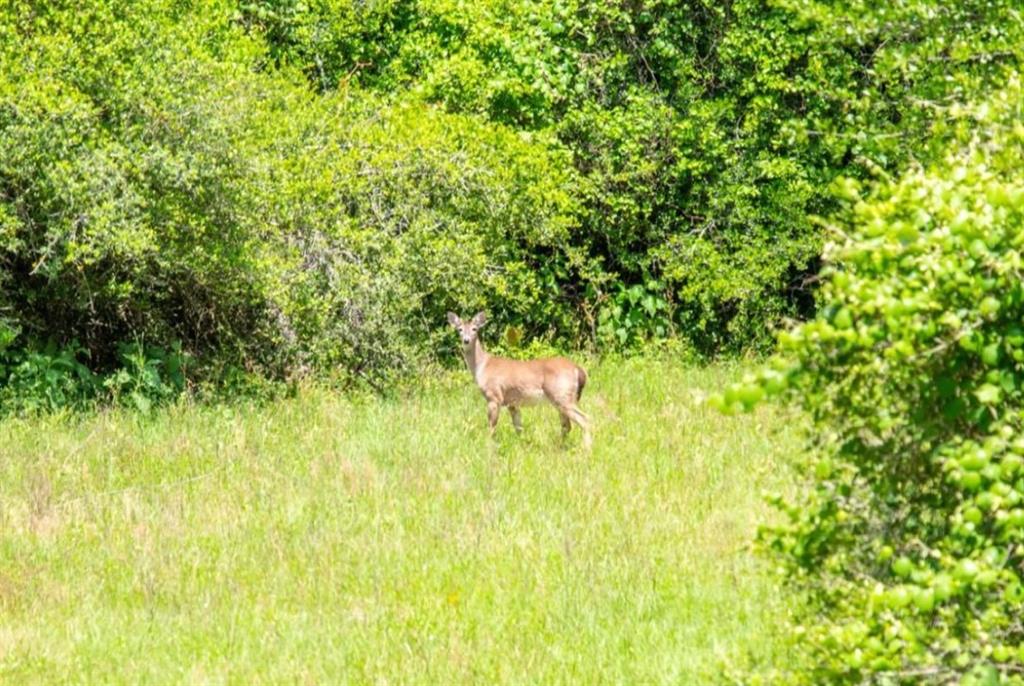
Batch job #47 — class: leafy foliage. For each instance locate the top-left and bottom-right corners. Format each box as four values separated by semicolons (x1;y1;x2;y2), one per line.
2;0;1023;410
717;78;1024;684
242;0;1024;352
0;0;577;399
102;342;187;414
0;339;96;415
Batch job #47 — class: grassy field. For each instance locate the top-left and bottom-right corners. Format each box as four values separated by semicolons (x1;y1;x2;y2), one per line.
0;358;800;685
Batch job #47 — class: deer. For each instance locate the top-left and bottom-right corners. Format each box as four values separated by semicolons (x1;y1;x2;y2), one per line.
447;311;591;448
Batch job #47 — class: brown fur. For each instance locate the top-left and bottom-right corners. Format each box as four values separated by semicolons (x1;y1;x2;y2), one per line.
447;311;591;448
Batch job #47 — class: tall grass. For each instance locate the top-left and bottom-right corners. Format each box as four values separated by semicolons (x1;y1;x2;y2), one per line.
0;359;799;684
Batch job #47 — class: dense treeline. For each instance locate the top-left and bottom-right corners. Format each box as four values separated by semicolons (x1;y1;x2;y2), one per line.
1;0;1021;409
237;0;1023;350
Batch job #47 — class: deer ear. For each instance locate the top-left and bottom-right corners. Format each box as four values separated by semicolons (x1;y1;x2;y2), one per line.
471;311;487;328
447;312;462;327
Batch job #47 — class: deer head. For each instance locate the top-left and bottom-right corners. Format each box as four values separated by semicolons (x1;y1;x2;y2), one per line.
447;311;487;347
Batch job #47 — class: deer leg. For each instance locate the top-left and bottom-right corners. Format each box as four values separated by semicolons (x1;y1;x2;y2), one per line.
560;413;572;439
487;400;501;439
510;405;523;434
567;405;591;449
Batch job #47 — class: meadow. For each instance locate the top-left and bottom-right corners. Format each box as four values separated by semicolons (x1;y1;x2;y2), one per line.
0;359;799;684
3;3;1019;682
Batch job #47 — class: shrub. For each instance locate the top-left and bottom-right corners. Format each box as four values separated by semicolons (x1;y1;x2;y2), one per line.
102;342;187;414
721;78;1024;683
0;337;97;415
0;0;578;396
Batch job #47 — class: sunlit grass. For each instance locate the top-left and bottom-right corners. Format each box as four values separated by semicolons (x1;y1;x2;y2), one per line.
0;358;799;684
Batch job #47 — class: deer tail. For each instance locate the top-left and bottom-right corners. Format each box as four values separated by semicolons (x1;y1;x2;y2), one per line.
576;365;587;402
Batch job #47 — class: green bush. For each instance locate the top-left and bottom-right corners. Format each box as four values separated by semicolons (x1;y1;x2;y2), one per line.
242;0;1024;353
0;0;578;398
0;337;96;415
0;333;186;415
102;342;187;414
722;78;1024;684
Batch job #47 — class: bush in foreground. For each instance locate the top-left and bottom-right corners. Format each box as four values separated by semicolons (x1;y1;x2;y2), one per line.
718;78;1024;683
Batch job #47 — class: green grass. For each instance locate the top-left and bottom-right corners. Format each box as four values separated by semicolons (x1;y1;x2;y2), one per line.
0;358;800;684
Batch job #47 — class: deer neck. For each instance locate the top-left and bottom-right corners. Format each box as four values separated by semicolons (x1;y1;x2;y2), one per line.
462;338;490;384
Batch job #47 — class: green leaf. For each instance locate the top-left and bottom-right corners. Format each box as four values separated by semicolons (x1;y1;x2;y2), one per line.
975;384;1002;405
